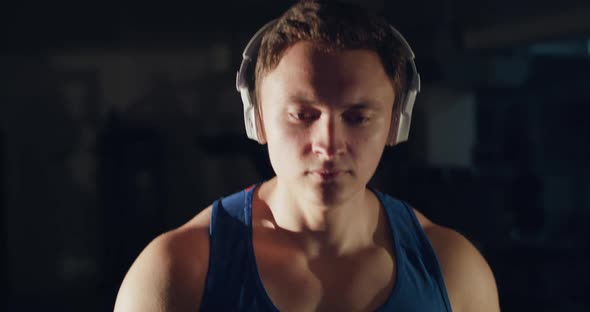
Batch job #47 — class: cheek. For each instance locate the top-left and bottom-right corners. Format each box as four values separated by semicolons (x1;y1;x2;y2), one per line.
347;123;388;170
348;120;390;149
352;134;385;163
265;118;307;174
266;113;309;146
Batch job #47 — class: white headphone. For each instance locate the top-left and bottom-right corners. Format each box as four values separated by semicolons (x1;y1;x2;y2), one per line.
235;19;421;146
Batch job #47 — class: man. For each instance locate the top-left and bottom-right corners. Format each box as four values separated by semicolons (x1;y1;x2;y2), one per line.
114;1;500;311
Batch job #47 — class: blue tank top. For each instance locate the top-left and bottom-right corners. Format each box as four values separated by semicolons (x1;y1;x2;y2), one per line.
199;184;452;311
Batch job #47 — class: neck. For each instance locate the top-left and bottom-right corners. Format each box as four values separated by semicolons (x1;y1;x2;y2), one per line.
257;177;381;257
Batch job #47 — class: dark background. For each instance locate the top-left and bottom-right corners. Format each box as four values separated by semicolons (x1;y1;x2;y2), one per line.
1;0;590;311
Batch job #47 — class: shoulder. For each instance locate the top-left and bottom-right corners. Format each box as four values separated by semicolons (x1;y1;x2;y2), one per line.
114;205;212;312
414;209;500;312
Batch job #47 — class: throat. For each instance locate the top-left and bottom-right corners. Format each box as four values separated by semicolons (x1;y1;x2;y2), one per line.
255;180;386;257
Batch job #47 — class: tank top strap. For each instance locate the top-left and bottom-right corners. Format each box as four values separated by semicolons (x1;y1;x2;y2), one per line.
200;186;258;311
373;190;453;312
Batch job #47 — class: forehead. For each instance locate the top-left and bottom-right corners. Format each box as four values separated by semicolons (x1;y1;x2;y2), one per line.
260;41;395;107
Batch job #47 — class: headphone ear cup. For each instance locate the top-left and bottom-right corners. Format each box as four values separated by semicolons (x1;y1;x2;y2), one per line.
396;87;417;144
386;114;398;146
238;72;266;144
386;94;403;146
239;85;263;143
252;92;267;144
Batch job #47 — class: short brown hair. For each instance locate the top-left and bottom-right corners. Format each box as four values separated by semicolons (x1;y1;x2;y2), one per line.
254;0;408;108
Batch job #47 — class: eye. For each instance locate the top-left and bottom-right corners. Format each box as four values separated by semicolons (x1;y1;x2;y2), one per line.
342;111;370;125
289;111;319;122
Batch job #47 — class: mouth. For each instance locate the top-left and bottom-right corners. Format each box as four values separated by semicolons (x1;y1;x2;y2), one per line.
312;170;342;180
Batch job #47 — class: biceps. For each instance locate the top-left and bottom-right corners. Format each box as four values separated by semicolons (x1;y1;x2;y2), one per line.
114;261;169;312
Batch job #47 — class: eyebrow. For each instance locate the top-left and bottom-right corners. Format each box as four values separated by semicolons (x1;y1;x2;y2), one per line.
288;93;316;106
346;103;378;110
287;93;380;110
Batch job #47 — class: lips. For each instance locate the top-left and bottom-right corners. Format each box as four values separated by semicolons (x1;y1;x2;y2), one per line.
312;169;342;179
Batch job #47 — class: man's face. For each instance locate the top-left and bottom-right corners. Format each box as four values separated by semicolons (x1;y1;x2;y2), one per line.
259;41;395;205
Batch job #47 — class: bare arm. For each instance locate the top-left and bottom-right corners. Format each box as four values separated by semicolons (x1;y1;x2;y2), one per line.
425;225;500;312
114;208;211;312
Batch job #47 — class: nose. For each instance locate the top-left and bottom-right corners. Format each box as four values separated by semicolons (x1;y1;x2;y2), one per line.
311;114;346;159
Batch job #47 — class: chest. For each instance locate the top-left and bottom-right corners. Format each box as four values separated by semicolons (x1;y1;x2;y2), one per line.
253;243;397;312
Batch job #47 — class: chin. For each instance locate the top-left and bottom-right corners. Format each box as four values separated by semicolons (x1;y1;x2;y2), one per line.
304;174;359;206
